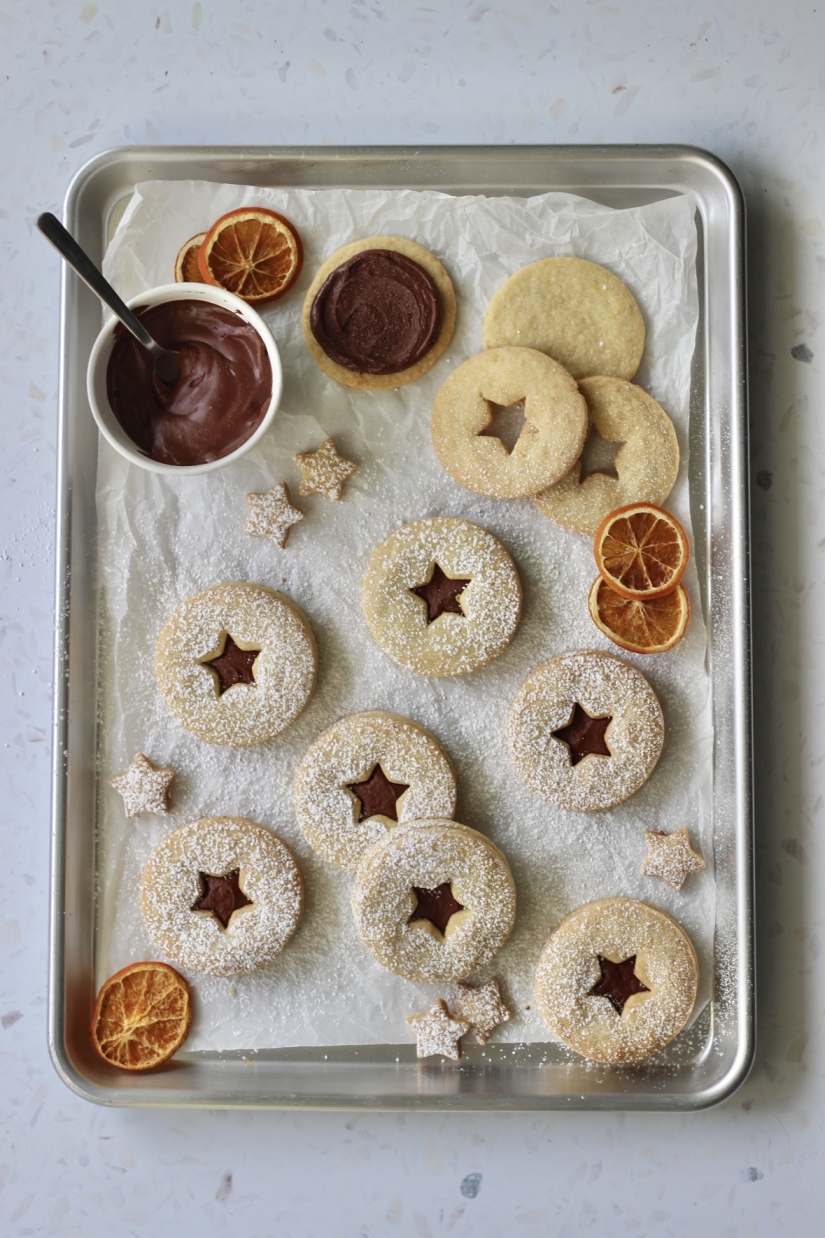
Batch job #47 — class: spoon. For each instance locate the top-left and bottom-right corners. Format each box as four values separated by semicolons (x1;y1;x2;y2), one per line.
37;212;180;385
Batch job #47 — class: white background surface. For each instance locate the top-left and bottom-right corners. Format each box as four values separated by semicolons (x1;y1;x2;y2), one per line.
1;1;821;1234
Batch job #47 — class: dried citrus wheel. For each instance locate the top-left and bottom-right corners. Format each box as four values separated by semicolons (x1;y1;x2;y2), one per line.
91;961;192;1071
588;575;690;655
174;232;207;283
594;502;689;600
198;207;303;303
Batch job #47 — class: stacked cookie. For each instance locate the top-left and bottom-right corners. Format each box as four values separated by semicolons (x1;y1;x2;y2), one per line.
431;256;680;538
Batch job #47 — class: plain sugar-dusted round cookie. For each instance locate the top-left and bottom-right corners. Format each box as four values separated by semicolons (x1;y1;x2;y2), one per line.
302;236;456;389
140;817;304;977
483;256;645;381
506;649;664;812
532;377;680;537
361;517;522;677
294;711;458;872
155;582;317;746
431;346;587;498
535;897;699;1063
351;820;517;983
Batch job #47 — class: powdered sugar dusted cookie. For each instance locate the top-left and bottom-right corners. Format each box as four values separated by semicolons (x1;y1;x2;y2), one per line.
506;650;664;812
431;347;587;498
361;517;522;677
155;582;317;746
535;897;699;1064
351;820;516;983
483;257;645;381
302;236;456;390
140;817;304;977
533;377;680;537
294;711;458;872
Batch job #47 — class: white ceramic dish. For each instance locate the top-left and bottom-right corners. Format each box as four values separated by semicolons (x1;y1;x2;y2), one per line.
85;281;283;476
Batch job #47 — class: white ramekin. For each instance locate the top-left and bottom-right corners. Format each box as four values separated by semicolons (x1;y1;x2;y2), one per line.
86;282;282;476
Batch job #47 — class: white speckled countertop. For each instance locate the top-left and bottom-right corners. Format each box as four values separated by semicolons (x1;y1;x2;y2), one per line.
2;1;822;1233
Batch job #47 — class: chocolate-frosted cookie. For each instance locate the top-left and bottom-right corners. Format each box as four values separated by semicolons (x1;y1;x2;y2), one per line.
351;820;516;983
535;897;699;1063
140;817;304;977
294;711;457;872
431;347;587;498
483;256;645;381
155;582;317;746
362;517;522;677
507;649;664;812
302;237;456;389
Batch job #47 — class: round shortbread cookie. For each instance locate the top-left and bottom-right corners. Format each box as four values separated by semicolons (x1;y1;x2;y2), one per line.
140;817;304;977
351;820;516;983
483;256;645;381
431;347;587;498
294;711;458;872
361;517;522;677
506;649;664;813
535;897;699;1064
302;236;456;390
155;582;317;746
532;376;680;537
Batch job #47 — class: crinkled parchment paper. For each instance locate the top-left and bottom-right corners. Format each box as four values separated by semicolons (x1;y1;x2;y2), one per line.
95;181;709;1050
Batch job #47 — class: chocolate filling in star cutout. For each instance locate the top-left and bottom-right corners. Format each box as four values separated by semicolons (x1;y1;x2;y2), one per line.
411;563;472;623
346;764;410;823
202;634;260;695
551;703;612;766
409;882;465;935
588;954;650;1015
191;868;253;930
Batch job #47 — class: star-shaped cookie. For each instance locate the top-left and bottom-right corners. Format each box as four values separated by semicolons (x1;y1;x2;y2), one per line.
110;753;175;818
245;483;304;547
407;999;470;1060
295;437;357;501
453;978;511;1044
642;828;706;891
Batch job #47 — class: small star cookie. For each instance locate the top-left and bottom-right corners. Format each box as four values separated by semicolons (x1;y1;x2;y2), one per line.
110;753;175;818
642;828;705;891
295;437;357;501
245;483;304;548
453;978;511;1044
407;999;470;1060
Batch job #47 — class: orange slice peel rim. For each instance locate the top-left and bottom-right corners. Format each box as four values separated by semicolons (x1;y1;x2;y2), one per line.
197;207;304;304
594;502;689;601
588;575;690;655
91;960;193;1072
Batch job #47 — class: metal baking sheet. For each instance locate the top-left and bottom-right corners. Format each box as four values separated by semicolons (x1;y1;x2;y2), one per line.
49;145;752;1109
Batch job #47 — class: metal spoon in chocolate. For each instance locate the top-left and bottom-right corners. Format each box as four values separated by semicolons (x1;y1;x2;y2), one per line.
37;212;180;385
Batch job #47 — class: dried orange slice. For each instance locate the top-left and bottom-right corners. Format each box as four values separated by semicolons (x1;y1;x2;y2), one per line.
594;503;689;600
174;232;207;283
198;207;303;303
91;961;192;1071
588;575;690;654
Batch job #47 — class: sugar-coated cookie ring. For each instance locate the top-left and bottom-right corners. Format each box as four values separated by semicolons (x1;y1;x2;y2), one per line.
483;257;645;381
431;347;587;498
294;711;458;872
535;897;699;1063
140;817;304;977
507;650;664;812
351;820;516;983
361;517;522;677
302;236;456;390
155;582;317;746
533;377;680;537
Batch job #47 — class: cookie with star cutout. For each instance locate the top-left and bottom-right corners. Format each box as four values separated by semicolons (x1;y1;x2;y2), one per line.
351;820;516;983
361;517;522;677
431;347;587;499
155;582;317;746
506;649;664;812
534;897;699;1064
294;711;458;872
140;817;304;976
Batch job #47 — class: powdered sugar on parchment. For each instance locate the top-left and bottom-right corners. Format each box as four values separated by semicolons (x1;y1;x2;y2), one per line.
95;180;710;1054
